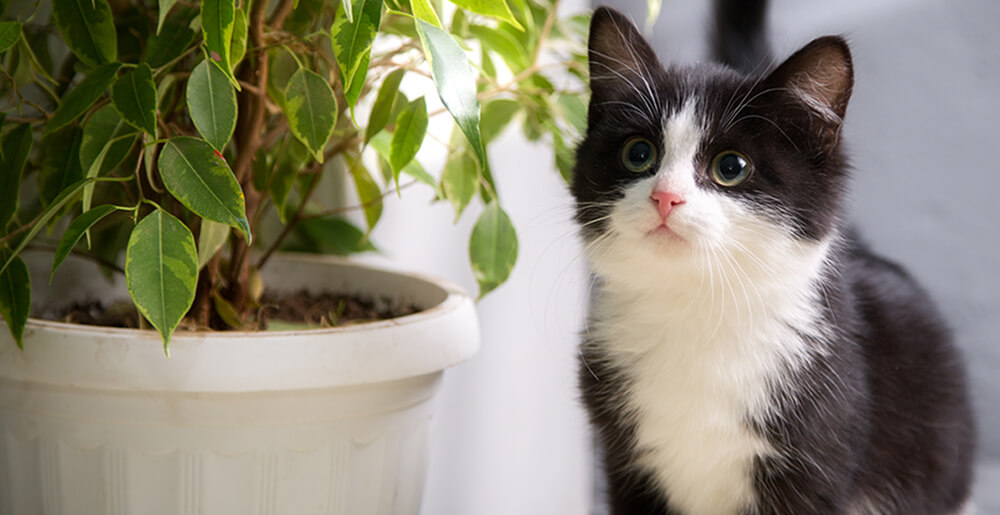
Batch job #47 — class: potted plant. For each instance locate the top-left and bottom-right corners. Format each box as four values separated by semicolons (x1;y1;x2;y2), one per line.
0;0;587;512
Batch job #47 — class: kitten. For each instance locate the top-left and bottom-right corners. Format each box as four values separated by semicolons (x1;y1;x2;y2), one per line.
573;4;975;515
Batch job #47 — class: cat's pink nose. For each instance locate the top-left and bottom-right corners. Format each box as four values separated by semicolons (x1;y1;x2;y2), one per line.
650;190;685;220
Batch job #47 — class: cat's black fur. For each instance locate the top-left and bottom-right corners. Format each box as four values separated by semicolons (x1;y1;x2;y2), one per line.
574;4;975;514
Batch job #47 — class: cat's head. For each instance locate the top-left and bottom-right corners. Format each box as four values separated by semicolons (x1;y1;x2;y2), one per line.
573;7;853;289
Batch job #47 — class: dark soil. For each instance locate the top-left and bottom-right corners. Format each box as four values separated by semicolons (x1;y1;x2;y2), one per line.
40;291;420;331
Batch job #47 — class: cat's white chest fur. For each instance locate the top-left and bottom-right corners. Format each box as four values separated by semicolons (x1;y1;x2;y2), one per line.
587;227;833;515
590;274;826;515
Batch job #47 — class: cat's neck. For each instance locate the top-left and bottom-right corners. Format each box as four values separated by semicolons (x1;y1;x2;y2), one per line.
587;231;838;358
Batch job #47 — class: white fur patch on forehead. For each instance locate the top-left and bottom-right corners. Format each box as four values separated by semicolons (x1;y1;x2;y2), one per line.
661;100;703;167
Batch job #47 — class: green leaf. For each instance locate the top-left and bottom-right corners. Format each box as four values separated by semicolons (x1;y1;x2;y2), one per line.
348;157;383;232
296;217;375;255
268;139;302;222
52;0;117;68
284;69;338;162
468;24;528;73
187;59;237;151
480;98;521;144
441;145;478;221
469;201;518;298
365;68;405;143
79;104;139;178
369;131;437;192
555;93;588;134
331;0;383;107
389;96;428;187
0;252;30;349
415;20;485;166
158;0;179;33
201;0;239;89
197;219;230;269
409;0;441;28
230;7;248;69
0;124;32;233
213;291;242;328
0;180;88;277
341;0;354;22
81;131;137;219
38;126;84;205
125;209;198;352
448;0;522;30
144;6;197;68
646;0;662;31
46;62;122;135
551;124;573;183
0;21;22;53
158;137;251;242
111;63;157;136
51;204;122;281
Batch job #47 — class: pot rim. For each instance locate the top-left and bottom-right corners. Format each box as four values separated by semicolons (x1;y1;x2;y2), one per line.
0;253;480;392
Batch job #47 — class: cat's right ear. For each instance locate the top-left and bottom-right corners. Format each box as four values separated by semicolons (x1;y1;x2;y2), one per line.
588;7;666;103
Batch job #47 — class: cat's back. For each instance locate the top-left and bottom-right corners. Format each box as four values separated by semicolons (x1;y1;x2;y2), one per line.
838;236;975;512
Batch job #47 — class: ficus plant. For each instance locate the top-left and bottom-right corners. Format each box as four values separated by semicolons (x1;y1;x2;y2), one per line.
0;0;590;352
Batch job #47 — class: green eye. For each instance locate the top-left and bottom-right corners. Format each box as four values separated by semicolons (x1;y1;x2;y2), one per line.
711;151;752;186
621;137;657;173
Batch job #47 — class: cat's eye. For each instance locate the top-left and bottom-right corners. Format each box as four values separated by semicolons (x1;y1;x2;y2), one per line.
711;151;752;186
620;137;657;173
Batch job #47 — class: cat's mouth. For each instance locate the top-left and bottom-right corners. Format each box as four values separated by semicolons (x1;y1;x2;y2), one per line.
646;223;686;243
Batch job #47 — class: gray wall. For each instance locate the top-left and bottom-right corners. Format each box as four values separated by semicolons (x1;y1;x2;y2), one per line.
603;0;999;496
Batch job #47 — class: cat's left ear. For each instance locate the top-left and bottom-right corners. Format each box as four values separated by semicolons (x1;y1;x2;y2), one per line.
765;36;853;143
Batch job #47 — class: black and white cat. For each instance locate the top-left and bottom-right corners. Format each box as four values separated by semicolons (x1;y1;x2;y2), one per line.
573;3;975;515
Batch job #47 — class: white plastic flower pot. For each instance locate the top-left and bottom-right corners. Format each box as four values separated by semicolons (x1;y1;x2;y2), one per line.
0;253;479;515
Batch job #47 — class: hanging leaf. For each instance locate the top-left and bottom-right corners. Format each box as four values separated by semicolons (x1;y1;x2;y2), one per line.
467;24;529;73
38;126;84;205
230;7;249;69
0;180;88;277
645;0;662;31
0;21;22;53
551;124;574;183
52;0;117;68
365;68;405;144
348;157;383;233
50;204;123;281
0;252;30;349
125;209;198;352
46;62;121;134
197;219;230;269
111;63;157;136
158;137;251;242
441;145;478;221
296;217;375;255
201;0;239;89
341;0;354;22
469;201;518;298
187;59;237;151
330;0;383;107
158;0;179;33
144;6;197;68
389;96;428;187
415;20;485;167
409;0;442;28
0;124;32;233
368;131;438;192
283;69;338;162
480;98;521;144
79;104;138;178
448;0;522;30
